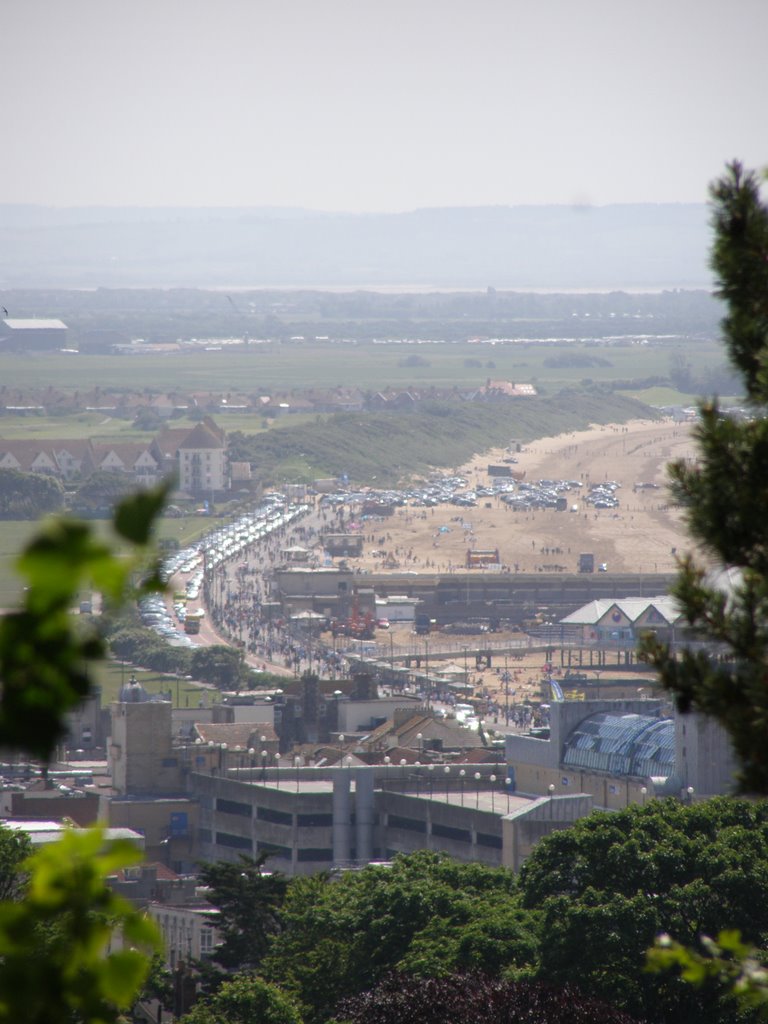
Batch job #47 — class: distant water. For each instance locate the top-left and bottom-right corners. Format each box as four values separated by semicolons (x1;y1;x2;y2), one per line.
216;283;713;295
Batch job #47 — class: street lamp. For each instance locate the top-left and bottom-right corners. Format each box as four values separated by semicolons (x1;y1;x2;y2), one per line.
503;654;510;724
459;769;466;806
333;690;343;729
383;755;391;790
640;785;647;807
416;732;423;759
474;771;481;808
505;777;512;812
424;640;430;708
294;755;301;792
548;783;555;820
490;774;497;812
444;765;450;802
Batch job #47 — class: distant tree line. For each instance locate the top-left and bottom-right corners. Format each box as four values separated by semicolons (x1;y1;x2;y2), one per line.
0;469;64;519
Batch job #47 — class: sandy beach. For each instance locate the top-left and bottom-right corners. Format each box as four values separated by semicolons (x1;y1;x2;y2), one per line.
353;417;698;578
327;416;700;708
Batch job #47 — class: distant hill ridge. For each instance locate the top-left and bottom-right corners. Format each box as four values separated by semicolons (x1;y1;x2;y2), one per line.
0;203;710;291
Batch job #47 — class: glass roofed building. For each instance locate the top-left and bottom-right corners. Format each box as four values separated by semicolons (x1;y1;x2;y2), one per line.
562;711;674;779
505;697;736;811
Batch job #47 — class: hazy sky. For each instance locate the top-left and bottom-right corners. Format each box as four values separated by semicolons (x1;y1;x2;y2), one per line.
3;0;767;211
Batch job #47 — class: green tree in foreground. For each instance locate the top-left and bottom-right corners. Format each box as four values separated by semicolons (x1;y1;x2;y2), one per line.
0;485;170;1021
262;852;537;1024
639;161;768;1015
0;484;169;761
518;798;768;1024
0;828;31;904
180;974;302;1024
198;854;288;974
0;828;160;1024
640;161;768;795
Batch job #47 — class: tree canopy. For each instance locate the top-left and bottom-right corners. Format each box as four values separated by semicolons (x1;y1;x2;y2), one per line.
180;974;303;1024
0;486;169;1022
333;973;647;1024
518;798;768;1023
0;469;64;519
198;855;288;973
640;161;768;794
0;828;31;905
261;852;536;1024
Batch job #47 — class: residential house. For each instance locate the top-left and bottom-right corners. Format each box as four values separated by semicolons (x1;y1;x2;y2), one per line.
152;417;228;495
176;420;228;495
0;440;61;476
90;443;163;486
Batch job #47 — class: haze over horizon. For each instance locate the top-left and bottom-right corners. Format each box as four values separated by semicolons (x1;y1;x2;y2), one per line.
4;0;767;214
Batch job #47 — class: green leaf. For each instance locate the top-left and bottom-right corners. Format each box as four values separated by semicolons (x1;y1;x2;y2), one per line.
113;481;172;544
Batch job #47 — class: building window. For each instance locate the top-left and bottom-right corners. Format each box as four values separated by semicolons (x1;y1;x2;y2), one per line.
387;814;426;834
215;832;252;851
257;806;292;826
476;832;503;849
296;813;333;828
256;841;291;859
216;798;252;817
431;822;471;843
296;848;334;862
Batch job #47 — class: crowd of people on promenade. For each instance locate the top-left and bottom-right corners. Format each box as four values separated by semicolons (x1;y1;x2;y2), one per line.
181;496;555;726
202;502;327;677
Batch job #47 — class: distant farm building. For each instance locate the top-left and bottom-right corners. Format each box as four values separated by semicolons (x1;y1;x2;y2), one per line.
0;318;68;351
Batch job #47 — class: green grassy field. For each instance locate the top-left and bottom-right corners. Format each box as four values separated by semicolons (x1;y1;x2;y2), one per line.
154;514;222;548
93;660;220;709
0;521;40;607
623;386;699;405
0;514;214;613
0;413;148;441
0;338;730;395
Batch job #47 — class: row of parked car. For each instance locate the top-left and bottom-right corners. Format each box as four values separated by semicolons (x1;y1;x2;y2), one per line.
583;481;622;510
140;496;310;647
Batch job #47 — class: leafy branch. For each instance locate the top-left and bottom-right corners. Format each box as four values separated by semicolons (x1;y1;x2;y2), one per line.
0;483;171;761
